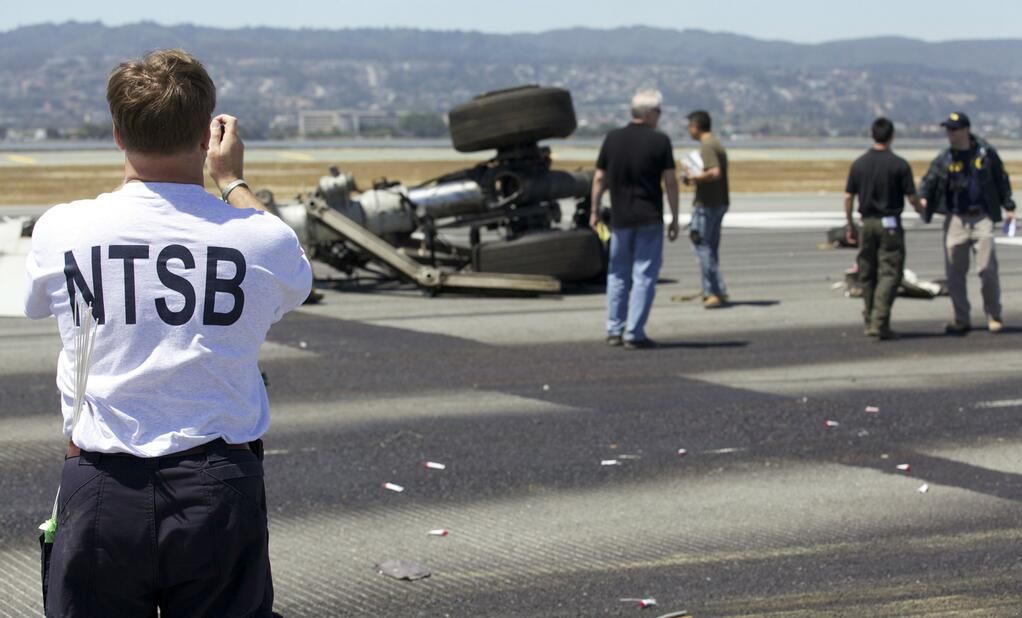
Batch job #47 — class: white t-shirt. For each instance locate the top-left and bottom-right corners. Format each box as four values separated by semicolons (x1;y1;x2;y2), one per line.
23;182;313;456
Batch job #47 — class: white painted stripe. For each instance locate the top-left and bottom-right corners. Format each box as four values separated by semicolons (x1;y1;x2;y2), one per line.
663;211;929;231
693;350;1019;396
0;390;584;446
974;399;1022;409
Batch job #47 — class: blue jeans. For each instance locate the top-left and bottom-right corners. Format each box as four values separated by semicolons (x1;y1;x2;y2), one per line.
607;223;664;341
691;205;728;297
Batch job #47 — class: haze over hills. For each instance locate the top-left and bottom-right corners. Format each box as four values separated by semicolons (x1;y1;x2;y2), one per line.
1;21;1021;140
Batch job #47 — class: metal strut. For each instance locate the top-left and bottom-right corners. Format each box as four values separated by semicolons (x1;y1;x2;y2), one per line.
309;204;561;295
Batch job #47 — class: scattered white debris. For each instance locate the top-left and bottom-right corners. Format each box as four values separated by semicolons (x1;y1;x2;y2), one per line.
424;461;446;470
881;453;890;460
865;406;880;414
617;454;642;460
542;384;550;391
298;340;308;349
856;429;870;438
896;464;911;473
601;459;621;466
824;420;840;428
677;448;688;457
917;484;929;493
383;482;405;493
799;396;809;403
830;281;845;290
427;529;449;537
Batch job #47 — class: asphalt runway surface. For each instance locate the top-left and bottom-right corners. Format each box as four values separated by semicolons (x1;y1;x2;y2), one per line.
2;225;1022;616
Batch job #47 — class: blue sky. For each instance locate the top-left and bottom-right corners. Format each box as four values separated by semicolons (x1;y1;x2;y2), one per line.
4;0;1020;42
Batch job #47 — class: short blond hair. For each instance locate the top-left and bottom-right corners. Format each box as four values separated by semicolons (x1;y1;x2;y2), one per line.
106;49;216;154
630;89;663;118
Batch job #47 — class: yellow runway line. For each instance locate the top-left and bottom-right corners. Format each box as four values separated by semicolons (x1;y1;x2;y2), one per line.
5;154;37;165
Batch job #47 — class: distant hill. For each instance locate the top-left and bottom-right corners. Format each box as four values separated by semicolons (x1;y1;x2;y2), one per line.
1;22;1021;139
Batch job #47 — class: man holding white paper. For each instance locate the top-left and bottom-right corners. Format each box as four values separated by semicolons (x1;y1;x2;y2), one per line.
682;110;730;309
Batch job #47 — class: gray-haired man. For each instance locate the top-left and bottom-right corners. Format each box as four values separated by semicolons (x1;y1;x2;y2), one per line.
590;89;680;349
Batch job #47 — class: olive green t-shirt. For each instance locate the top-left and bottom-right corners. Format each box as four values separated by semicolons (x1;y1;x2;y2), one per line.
694;134;729;208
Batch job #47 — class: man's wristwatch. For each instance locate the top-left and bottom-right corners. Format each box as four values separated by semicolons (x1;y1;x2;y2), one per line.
221;179;249;202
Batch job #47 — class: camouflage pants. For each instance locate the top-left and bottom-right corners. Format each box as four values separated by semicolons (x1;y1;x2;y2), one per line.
857;217;905;330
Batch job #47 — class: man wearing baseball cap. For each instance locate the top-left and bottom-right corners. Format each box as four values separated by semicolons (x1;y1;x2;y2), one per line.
919;111;1015;334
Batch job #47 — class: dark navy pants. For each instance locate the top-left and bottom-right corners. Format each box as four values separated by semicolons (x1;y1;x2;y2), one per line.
45;440;274;618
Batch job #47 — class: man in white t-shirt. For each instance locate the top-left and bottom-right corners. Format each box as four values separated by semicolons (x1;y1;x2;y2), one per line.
24;49;311;617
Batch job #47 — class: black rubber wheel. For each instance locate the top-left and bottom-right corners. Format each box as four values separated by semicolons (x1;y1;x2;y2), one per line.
448;85;577;153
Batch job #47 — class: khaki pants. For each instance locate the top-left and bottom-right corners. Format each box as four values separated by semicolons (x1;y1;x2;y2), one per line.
943;213;1001;324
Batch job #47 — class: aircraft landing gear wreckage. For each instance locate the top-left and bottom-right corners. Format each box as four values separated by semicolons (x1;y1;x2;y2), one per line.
258;86;605;296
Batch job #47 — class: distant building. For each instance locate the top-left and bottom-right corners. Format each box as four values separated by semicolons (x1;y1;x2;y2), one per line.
298;109;400;137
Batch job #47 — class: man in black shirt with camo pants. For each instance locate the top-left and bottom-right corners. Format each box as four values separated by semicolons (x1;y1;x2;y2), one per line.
844;117;923;340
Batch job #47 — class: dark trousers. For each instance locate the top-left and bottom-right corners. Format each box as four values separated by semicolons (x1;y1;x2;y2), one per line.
857;217;905;330
45;440;274;618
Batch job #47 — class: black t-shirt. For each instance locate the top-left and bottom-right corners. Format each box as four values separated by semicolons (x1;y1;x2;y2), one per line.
596;123;675;228
947;147;986;214
845;149;916;217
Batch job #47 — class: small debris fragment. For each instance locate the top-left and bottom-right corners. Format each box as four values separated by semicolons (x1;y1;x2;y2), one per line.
298;340;308;349
896;464;911;473
917;483;929;493
704;447;745;454
799;396;809;403
620;597;658;609
427;529;449;537
677;448;688;457
376;560;430;581
617;454;643;460
856;429;870;438
824;420;840;428
881;453;890;459
424;461;446;470
542;384;550;391
383;482;405;493
601;459;621;466
865;406;880;414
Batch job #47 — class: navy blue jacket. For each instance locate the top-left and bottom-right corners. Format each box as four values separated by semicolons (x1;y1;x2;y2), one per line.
919;135;1014;223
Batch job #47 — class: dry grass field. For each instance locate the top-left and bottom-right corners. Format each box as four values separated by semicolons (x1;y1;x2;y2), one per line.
2;159;1020;205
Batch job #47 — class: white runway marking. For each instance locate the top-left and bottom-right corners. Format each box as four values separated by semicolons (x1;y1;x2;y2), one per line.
974;399;1022;409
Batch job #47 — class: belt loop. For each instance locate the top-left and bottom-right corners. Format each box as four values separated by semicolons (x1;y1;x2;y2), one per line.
206;438;230;463
248;439;264;462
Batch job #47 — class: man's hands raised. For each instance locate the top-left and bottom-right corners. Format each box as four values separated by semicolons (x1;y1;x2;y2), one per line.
207;114;244;191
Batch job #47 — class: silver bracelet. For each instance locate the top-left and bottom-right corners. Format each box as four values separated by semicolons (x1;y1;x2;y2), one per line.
221;179;248;202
